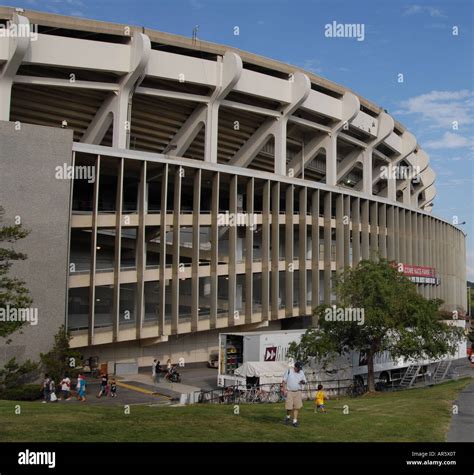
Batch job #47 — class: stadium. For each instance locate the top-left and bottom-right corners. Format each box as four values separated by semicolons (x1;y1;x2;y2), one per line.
0;7;467;368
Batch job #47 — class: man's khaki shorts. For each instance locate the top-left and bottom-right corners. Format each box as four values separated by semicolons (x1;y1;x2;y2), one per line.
285;390;303;410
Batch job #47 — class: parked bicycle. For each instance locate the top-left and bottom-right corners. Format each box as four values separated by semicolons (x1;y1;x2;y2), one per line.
346;380;366;397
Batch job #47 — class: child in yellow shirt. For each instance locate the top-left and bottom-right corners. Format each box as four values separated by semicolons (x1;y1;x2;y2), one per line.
314;384;328;413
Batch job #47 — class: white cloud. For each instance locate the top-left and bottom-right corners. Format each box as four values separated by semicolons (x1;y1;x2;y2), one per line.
425;132;473;149
36;0;86;16
403;5;446;18
190;0;204;10
301;59;323;74
437;176;473;186
395;90;474;129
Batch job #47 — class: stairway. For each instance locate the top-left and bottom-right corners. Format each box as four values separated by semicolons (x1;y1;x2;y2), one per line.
433;360;452;382
400;364;421;388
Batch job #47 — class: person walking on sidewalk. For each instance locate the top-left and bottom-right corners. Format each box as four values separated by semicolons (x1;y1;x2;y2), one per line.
76;373;86;402
281;361;306;428
155;360;162;383
42;374;51;403
152;359;157;382
97;373;108;398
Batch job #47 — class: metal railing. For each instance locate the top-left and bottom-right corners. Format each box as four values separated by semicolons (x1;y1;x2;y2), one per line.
194;379;359;404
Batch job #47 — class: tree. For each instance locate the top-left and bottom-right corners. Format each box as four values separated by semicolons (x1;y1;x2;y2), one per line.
290;259;464;392
0;206;32;339
0;358;39;390
40;325;82;383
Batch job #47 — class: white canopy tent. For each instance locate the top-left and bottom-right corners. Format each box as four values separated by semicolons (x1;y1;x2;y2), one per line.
234;361;291;385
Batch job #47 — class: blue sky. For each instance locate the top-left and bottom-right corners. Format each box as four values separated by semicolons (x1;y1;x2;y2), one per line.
15;0;474;279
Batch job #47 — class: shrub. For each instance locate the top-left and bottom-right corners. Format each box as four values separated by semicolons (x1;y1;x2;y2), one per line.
0;384;42;401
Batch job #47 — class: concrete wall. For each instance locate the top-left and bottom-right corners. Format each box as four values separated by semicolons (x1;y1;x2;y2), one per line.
0;121;73;366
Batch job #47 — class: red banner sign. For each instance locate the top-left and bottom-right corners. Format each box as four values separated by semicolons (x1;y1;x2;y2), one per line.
398;263;436;277
391;263;439;285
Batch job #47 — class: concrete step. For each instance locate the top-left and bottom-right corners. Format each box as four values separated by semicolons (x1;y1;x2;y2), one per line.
118;373;201;401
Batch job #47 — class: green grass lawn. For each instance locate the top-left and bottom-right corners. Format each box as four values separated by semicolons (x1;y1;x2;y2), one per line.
0;378;470;442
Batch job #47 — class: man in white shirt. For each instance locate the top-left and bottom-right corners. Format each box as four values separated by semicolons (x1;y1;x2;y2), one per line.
281;361;306;427
59;375;71;400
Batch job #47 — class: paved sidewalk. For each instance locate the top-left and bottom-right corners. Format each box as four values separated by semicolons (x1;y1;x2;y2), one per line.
47;381;170;406
447;380;474;442
119;373;201;400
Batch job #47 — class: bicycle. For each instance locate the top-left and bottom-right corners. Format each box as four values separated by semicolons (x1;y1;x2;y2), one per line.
346;381;366;397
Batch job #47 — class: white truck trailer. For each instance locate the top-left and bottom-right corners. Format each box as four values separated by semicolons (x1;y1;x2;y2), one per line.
217;329;305;387
218;320;467;388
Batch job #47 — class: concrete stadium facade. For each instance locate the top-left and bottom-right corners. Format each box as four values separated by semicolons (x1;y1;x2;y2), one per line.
0;8;467;368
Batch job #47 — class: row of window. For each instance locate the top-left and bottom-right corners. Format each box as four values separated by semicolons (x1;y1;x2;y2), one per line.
67;270;334;331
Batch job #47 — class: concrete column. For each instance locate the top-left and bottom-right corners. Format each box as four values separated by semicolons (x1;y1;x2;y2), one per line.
82;33;151;148
323;192;332;304
387;205;395;261
191;169;201;332
343;195;351;268
228;175;238;326
406;211;412;264
434;218;441;300
112;158;124;342
424;215;430;299
274;71;311;176
210;172;219;329
271;182;280;319
399;209;406;264
325;135;338;187
351;198;361;265
361;149;373;196
205;52;243;163
299;187;308;316
171;166;182;334
158;164;169;335
336;194;344;272
394;207;400;263
361;200;369;260
369;201;378;260
88;155;100;346
379;203;387;259
432;217;438;300
274;119;288;176
135;161;147;339
311;190;320;320
440;222;446;307
245;177;254;324
262;180;271;321
285;185;294;317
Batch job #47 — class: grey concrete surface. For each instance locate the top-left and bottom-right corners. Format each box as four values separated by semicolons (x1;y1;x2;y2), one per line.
0;121;73;366
447;380;474;442
46;381;169;406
